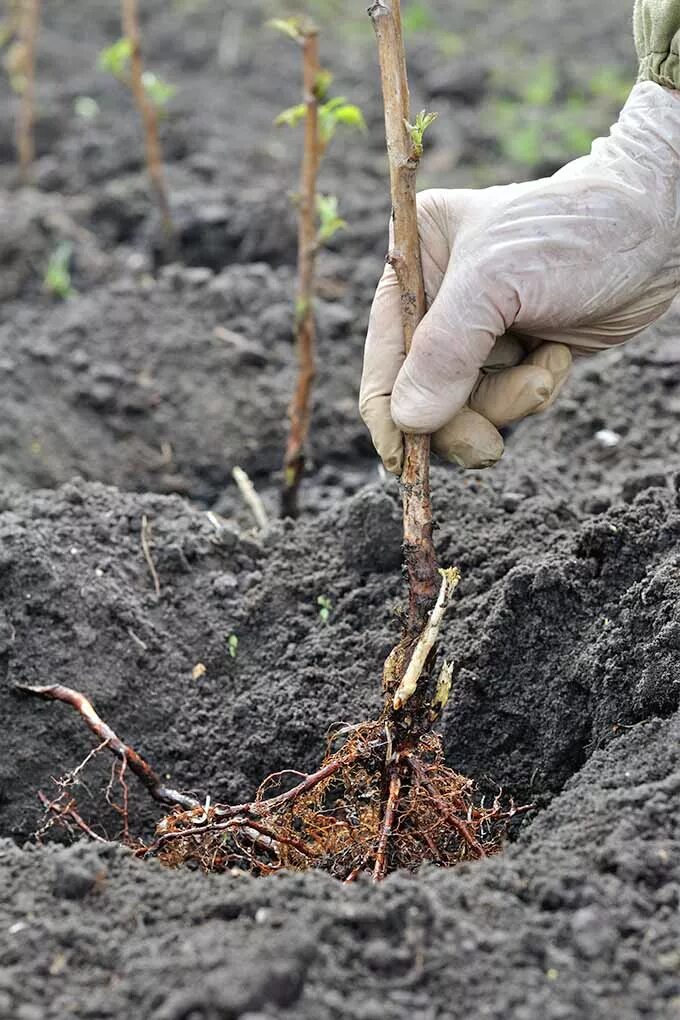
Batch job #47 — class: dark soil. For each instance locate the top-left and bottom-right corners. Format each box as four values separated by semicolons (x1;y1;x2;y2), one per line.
3;1;680;1018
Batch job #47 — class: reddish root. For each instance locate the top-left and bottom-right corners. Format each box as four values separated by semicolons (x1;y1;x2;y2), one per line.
16;683;199;810
36;791;108;844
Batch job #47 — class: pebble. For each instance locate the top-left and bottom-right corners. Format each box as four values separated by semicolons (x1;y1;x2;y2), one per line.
595;428;621;448
16;1005;44;1020
501;491;525;512
570;906;617;961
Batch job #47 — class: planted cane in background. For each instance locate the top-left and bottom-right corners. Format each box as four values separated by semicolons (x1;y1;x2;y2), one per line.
99;0;175;246
270;16;365;518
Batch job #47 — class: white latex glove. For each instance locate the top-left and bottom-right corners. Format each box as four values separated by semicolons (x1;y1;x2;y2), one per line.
360;81;680;474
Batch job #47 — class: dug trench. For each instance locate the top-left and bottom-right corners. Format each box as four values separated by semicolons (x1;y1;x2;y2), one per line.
2;316;680;1016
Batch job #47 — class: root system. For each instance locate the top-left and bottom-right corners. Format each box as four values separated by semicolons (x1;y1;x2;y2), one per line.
150;723;524;880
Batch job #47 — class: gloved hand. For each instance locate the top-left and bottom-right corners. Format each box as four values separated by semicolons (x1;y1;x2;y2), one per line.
360;79;680;474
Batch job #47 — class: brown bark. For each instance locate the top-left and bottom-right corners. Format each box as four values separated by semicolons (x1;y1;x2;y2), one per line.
16;0;41;182
369;0;440;733
281;28;320;519
120;0;174;245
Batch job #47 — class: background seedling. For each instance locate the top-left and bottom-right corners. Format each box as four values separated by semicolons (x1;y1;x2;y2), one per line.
317;595;332;623
99;0;175;245
10;0;41;182
227;634;239;659
271;15;364;519
43;241;75;300
485;57;632;174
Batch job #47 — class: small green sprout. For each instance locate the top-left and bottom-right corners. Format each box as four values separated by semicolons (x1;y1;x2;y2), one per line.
314;68;333;100
295;295;310;324
588;66;631;105
98;38;175;109
275;97;365;146
275;103;306;129
141;71;176;108
318;96;365;146
3;40;26;94
74;96;100;120
520;58;559;107
267;17;309;43
317;595;332;624
404;109;438;158
98;37;132;78
44;242;74;300
316;194;346;244
227;633;239;659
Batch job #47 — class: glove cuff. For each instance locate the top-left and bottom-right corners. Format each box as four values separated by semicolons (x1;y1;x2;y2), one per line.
635;0;680;90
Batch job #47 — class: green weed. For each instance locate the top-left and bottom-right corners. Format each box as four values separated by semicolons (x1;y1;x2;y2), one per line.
317;595;332;624
44;242;75;300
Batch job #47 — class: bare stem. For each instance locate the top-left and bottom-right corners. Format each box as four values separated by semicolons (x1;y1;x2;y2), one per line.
120;0;174;244
16;0;41;182
281;27;320;519
370;0;440;736
16;683;198;810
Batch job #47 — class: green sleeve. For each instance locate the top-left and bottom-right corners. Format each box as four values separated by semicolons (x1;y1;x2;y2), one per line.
635;0;680;89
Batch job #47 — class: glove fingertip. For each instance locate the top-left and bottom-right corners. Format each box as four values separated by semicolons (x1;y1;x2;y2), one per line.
432;408;504;469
